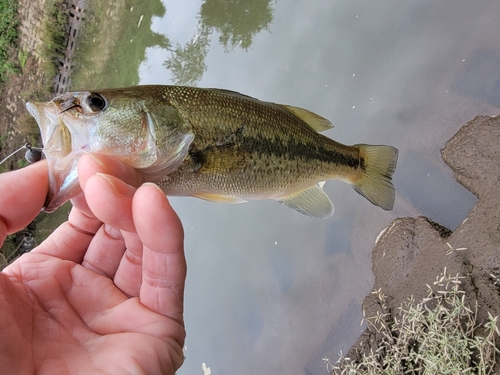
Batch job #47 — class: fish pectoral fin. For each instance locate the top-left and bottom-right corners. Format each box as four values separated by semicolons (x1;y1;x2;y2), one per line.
276;184;334;219
139;131;194;180
194;193;247;204
278;105;333;132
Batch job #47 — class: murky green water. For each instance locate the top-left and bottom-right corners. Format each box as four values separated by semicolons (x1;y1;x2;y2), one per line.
38;1;500;374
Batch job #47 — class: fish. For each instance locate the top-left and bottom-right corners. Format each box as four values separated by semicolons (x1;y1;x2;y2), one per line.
26;85;398;218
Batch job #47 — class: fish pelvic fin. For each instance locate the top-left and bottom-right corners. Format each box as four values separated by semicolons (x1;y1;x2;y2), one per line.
194;193;247;204
277;184;334;219
352;144;398;210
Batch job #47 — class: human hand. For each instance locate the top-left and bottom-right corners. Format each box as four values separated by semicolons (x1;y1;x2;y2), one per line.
0;154;186;375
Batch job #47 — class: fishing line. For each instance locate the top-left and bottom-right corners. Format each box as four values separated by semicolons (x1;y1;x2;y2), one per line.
0;143;44;167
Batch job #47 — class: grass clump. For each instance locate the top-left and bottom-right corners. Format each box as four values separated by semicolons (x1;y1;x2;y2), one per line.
38;0;68;88
0;0;19;83
330;270;500;375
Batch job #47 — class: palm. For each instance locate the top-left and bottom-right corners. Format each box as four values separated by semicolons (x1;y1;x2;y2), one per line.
3;253;181;374
0;155;186;375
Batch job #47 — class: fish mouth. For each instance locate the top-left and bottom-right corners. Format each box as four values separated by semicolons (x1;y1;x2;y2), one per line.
26;101;80;212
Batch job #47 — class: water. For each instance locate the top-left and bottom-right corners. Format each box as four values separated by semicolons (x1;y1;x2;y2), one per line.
68;1;500;374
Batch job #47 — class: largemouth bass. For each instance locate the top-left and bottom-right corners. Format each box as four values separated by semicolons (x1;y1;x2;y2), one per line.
26;85;398;218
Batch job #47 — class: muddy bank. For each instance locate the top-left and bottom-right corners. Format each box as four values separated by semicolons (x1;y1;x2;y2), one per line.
342;114;500;369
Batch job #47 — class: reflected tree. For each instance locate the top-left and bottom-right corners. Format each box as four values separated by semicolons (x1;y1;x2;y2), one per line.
163;26;211;86
163;0;276;85
200;0;276;51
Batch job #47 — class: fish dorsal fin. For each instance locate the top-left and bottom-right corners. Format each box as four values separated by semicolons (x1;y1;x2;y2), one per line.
210;89;333;132
210;89;333;133
279;105;333;132
276;184;334;218
194;193;247;204
209;88;257;101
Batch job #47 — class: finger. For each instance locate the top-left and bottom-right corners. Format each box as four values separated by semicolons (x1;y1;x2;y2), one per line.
82;224;126;278
113;231;145;296
78;153;144;189
69;190;94;218
85;173;137;232
0;161;48;245
84;173;145;294
72;154;143;215
133;183;186;324
30;206;102;263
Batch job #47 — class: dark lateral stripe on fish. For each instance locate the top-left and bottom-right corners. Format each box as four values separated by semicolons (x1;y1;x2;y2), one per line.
192;132;362;171
240;134;361;169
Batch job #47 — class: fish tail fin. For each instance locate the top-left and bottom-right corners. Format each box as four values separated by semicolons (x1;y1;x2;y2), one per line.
351;144;398;210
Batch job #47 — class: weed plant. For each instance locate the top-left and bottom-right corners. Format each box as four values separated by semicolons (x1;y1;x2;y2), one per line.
330;270;500;375
0;0;19;83
38;0;68;89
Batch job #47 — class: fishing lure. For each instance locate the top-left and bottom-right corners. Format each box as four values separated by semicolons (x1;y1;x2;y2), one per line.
0;143;44;167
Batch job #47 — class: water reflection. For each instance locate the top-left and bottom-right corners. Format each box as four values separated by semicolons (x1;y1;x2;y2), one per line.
66;1;500;374
72;0;169;87
163;25;211;85
73;0;276;87
200;0;275;51
164;0;276;85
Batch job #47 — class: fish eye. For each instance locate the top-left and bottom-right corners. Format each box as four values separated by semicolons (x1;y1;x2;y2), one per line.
87;93;107;112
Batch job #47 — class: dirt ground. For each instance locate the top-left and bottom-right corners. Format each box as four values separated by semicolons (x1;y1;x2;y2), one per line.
344;114;500;371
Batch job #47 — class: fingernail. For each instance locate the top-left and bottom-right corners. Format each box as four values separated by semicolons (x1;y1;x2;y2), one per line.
87;153;107;169
142;182;164;194
96;173;136;198
96;173;117;189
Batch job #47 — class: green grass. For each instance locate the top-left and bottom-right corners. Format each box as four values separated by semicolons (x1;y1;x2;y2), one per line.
329;270;500;375
0;0;68;96
18;49;28;68
0;0;19;83
37;0;68;90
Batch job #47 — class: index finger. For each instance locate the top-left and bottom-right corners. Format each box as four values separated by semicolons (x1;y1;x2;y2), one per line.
0;161;49;244
71;153;145;215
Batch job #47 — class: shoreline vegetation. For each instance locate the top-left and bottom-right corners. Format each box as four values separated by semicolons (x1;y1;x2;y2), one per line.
0;0;68;95
0;0;69;267
330;272;499;374
0;0;20;85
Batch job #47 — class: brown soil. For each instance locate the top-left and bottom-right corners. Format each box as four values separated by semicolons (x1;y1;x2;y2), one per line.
343;115;500;371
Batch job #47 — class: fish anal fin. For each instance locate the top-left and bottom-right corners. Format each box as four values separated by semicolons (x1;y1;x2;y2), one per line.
194;193;247;204
352;144;399;210
277;184;334;219
279;104;333;132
